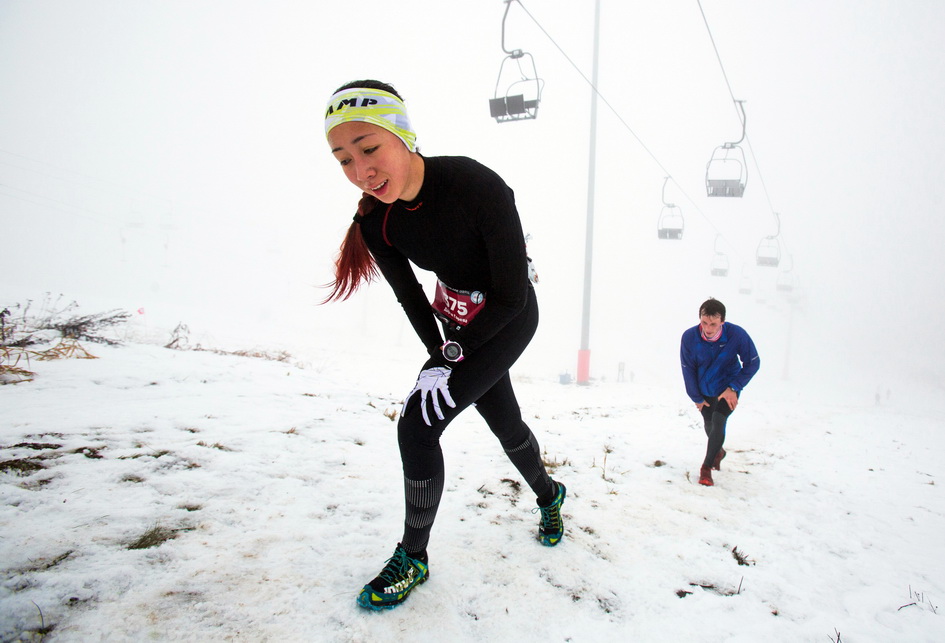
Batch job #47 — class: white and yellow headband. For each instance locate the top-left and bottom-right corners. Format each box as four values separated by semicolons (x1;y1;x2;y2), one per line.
324;87;417;152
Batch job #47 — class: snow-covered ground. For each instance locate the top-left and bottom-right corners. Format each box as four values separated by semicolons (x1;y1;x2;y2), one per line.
2;336;943;642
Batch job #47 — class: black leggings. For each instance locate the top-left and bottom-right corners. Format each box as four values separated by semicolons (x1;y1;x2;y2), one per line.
398;287;554;553
699;394;736;468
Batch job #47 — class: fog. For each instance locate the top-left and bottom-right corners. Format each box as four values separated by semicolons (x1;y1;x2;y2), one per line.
2;0;944;400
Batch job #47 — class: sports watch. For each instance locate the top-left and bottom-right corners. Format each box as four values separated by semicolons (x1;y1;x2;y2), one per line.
441;341;464;363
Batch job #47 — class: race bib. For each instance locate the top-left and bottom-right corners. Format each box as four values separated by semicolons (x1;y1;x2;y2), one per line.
432;281;486;327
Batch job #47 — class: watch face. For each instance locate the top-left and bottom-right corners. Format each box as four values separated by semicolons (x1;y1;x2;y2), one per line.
444;342;462;361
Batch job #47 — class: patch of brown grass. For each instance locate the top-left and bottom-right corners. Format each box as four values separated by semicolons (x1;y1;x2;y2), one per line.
0;458;46;475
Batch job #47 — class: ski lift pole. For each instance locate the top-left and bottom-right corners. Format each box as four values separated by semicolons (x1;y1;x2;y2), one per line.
577;0;601;385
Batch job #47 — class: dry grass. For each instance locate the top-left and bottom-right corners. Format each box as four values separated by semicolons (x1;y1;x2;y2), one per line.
0;346;36;384
35;339;98;361
2;297;118;386
0;458;46;475
196;441;233;451
541;450;571;471
127;525;180;550
2;339;97;385
732;546;756;566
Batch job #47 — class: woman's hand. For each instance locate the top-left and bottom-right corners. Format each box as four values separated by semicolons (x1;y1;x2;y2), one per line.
403;366;456;426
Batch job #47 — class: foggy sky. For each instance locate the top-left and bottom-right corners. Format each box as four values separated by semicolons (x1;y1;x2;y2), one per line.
2;0;944;395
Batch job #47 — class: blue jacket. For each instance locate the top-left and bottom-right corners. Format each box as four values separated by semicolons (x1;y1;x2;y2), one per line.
680;322;760;403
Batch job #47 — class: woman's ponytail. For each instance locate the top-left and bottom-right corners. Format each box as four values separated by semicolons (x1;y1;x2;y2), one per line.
321;194;380;303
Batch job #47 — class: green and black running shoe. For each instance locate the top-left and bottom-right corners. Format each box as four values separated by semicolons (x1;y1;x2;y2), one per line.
535;480;567;546
356;544;429;610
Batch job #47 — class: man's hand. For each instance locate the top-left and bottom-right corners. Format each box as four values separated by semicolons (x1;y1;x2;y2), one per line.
719;387;738;410
695;400;709;410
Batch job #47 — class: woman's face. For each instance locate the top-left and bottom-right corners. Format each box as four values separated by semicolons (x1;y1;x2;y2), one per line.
328;121;421;203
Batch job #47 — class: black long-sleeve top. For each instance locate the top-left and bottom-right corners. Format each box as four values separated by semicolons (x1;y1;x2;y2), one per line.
357;155;531;361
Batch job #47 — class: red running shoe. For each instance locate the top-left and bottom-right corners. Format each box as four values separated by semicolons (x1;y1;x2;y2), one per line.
699;466;714;486
712;448;727;471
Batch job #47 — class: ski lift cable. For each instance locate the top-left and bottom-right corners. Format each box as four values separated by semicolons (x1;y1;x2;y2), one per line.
515;0;744;259
696;0;738;108
697;0;749;149
698;0;788;255
0;147;174;208
743;134;790;257
0;146;265;236
0;182;120;228
514;2;665;172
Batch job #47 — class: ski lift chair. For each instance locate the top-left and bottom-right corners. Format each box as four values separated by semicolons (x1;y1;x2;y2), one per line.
738;264;753;294
706;100;748;197
657;177;684;239
705;144;747;197
776;256;795;291
489;2;542;124
711;252;729;276
490;51;542;123
738;277;752;295
756;236;781;267
657;205;684;240
710;235;729;276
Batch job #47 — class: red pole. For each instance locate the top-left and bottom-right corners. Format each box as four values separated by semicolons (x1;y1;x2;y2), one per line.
577;349;591;385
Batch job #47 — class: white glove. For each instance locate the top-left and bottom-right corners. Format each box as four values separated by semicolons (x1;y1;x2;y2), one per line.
403;366;456;426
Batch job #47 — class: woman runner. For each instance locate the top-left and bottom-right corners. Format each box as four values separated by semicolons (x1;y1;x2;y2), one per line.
323;80;566;610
